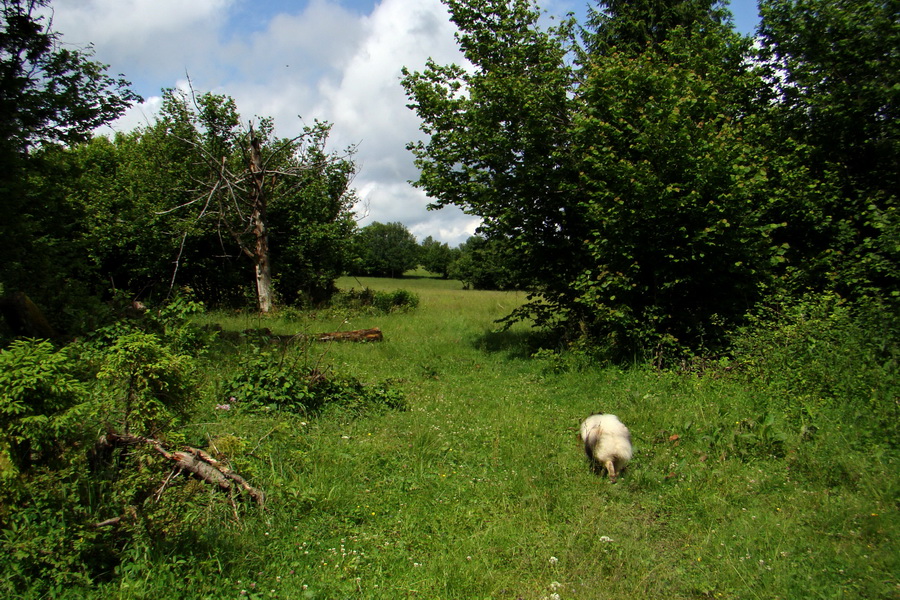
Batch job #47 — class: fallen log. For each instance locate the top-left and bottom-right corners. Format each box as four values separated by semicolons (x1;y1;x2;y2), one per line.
102;432;265;506
316;327;383;343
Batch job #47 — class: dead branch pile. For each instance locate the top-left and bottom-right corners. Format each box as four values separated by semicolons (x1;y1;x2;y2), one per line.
97;432;265;515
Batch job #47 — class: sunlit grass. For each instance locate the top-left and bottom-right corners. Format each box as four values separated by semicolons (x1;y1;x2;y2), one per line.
117;273;897;599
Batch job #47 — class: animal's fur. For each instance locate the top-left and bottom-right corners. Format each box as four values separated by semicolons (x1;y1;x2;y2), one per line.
580;414;633;481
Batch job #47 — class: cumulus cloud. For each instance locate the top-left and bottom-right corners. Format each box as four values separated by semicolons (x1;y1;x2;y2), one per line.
51;0;478;245
49;0;232;82
303;0;477;242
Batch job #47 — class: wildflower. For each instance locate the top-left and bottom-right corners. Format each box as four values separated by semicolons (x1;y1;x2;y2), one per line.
549;556;559;566
215;403;231;411
550;581;562;591
599;536;614;543
550;594;561;600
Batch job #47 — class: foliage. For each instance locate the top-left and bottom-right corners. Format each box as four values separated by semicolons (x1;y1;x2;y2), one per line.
0;0;139;335
93;331;197;436
403;0;577;302
756;0;899;309
419;235;457;278
568;31;773;354
404;0;899;358
331;287;421;315
352;221;420;278
0;339;89;473
404;0;771;356
222;346;406;417
45;89;360;311
0;0;139;151
448;235;518;290
726;292;900;440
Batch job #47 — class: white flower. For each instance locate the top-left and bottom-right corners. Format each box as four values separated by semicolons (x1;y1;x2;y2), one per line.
599;536;614;543
549;556;559;566
550;581;563;591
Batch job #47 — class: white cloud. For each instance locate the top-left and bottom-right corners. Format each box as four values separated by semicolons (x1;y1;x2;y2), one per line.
53;0;480;245
49;0;233;81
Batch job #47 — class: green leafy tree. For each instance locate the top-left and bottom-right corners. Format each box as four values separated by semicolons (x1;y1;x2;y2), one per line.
404;0;774;354
419;236;456;278
268;139;359;305
568;2;775;352
448;235;517;290
353;222;420;278
756;0;899;308
0;0;138;332
159;90;359;312
403;0;578;304
60;89;359;310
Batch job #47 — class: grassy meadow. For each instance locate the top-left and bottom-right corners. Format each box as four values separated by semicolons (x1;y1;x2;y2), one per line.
103;274;896;600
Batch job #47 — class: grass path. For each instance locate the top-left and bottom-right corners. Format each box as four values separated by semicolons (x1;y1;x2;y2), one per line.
193;276;897;600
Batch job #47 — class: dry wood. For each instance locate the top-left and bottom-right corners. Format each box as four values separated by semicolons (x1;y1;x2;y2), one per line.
103;432;265;506
316;327;383;342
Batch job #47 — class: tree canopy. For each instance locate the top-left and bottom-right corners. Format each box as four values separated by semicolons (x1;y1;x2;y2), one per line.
0;0;139;332
403;0;899;357
352;222;420;278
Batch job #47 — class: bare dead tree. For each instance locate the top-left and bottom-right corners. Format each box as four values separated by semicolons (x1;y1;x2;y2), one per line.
155;88;358;312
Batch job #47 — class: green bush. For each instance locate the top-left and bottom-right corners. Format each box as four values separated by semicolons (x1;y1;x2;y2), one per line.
727;293;899;446
0;339;91;473
222;348;406;416
331;287;419;314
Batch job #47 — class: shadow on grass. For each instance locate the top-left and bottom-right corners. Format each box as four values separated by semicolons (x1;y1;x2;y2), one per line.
472;328;550;359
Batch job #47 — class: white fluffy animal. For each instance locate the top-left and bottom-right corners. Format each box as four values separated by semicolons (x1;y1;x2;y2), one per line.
580;414;633;481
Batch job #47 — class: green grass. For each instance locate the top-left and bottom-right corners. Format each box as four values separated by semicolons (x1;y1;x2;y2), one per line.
105;275;898;599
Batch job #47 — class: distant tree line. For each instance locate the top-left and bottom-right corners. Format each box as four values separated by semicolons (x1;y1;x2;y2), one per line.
349;221;516;290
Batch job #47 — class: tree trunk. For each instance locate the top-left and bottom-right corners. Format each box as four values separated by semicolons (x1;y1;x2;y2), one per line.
249;129;274;313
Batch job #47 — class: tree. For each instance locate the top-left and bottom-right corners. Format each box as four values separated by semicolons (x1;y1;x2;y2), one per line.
404;0;773;354
152;89;359;312
756;0;899;308
0;0;139;332
353;222;420;278
403;0;582;322
448;235;517;290
0;0;138;151
267;137;359;305
419;236;455;278
567;1;775;351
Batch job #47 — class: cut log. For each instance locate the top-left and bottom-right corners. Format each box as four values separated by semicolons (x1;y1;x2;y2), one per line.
316;327;383;342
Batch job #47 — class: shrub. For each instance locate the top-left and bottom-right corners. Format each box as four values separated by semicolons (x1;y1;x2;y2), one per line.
727;293;899;447
331;287;419;314
0;339;91;473
222;348;406;416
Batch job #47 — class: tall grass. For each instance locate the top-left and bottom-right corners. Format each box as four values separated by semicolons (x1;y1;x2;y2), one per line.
82;276;899;599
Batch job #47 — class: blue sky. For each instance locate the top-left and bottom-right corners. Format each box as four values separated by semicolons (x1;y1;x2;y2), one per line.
50;0;763;246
